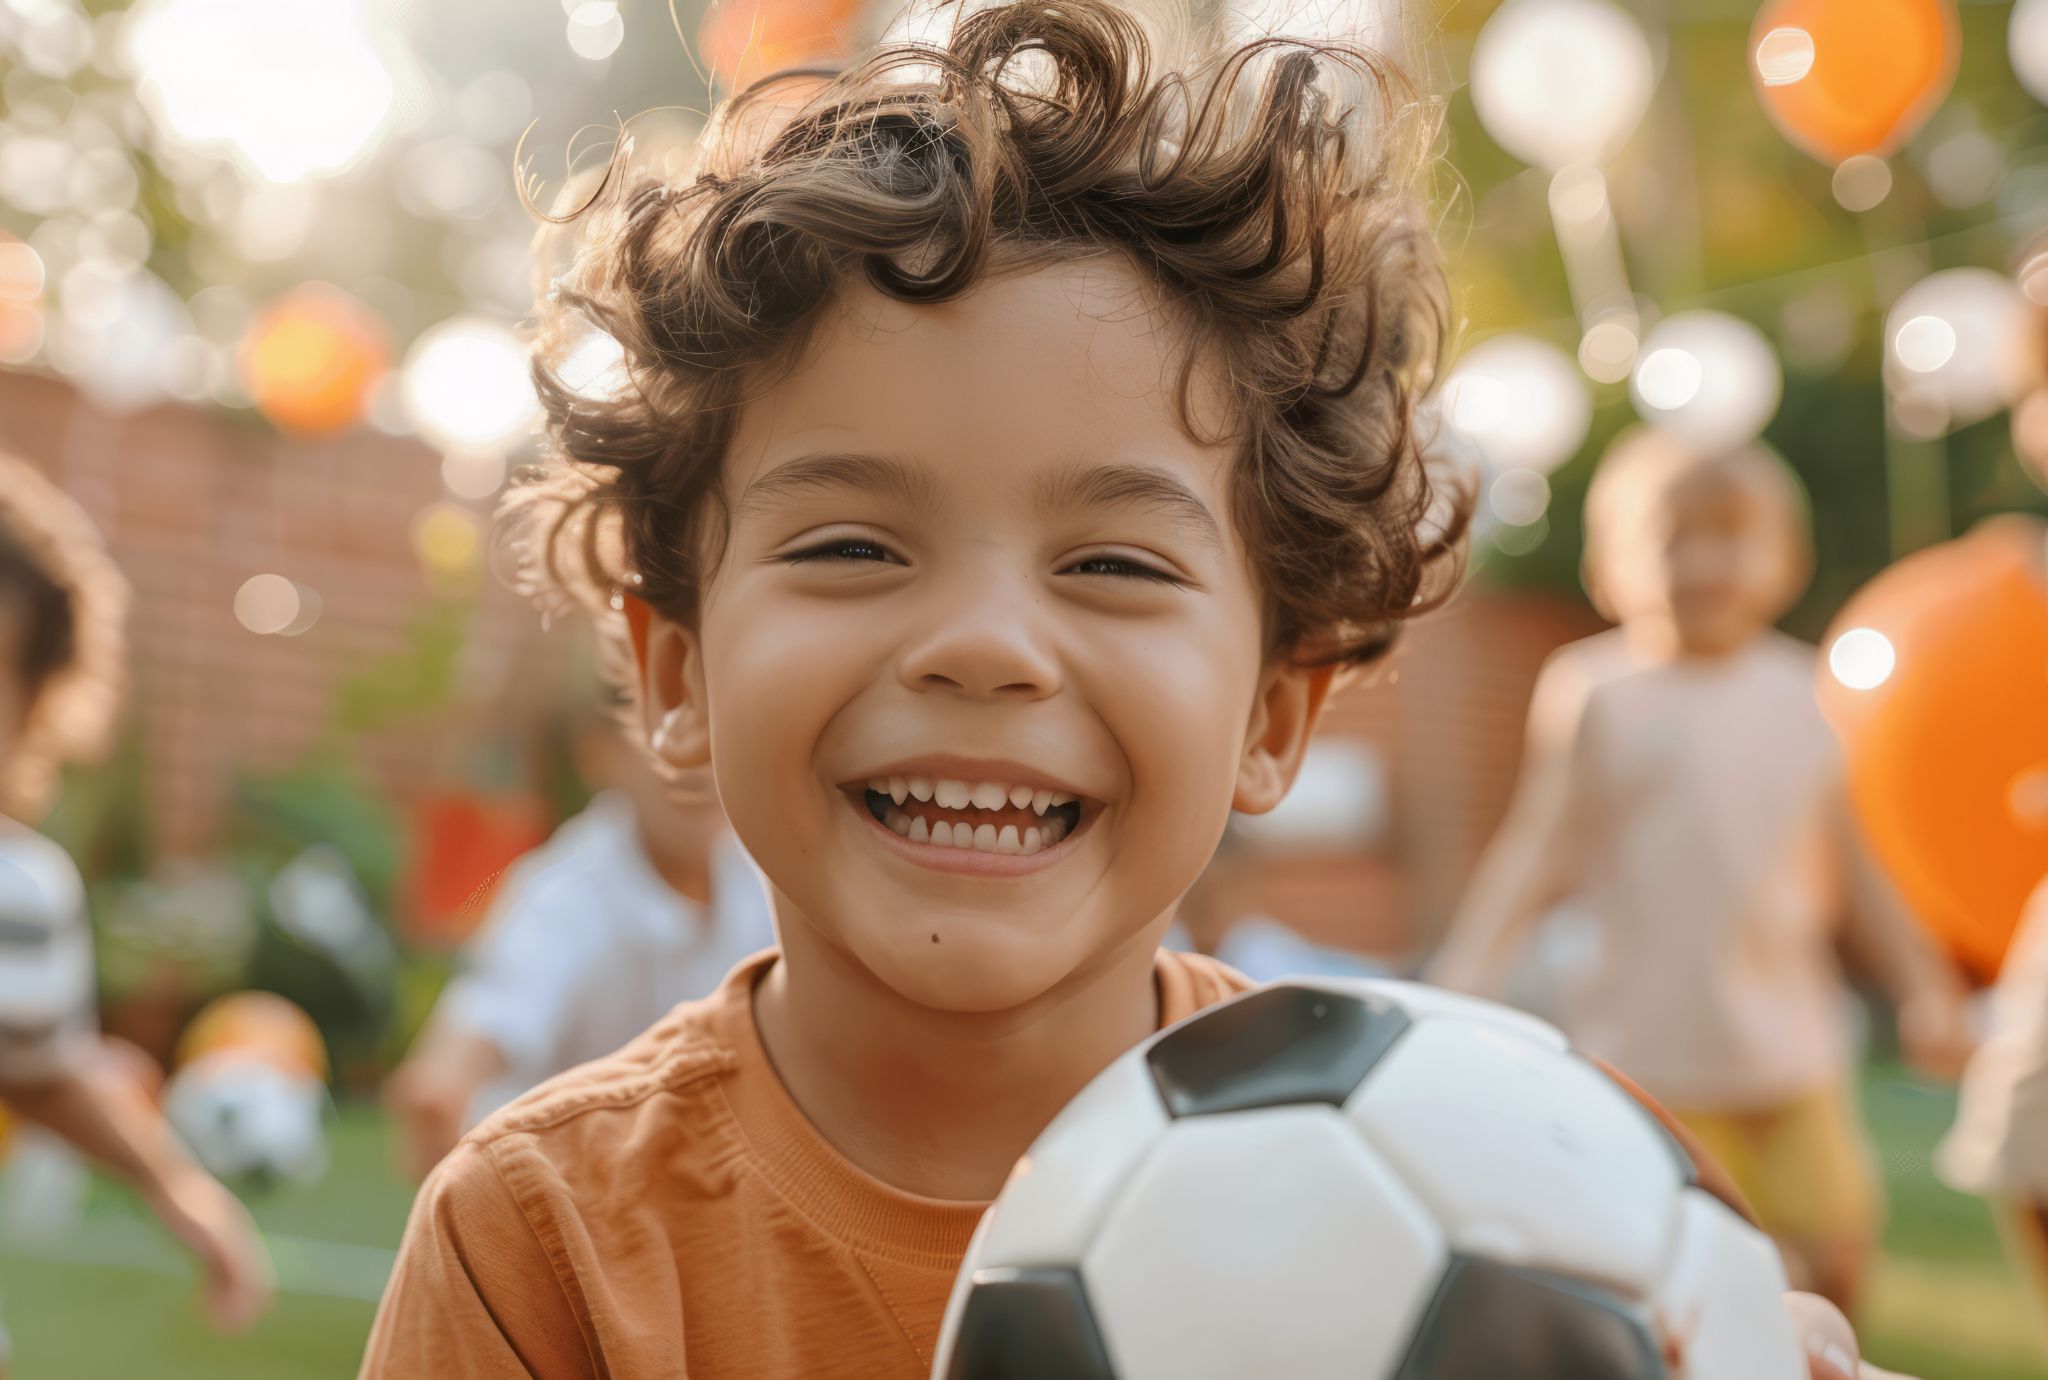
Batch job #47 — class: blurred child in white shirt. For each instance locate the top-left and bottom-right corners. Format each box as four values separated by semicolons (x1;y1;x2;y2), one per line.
0;455;271;1359
387;700;773;1179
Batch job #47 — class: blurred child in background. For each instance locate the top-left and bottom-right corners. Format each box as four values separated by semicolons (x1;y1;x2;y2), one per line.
1431;429;1972;1314
386;692;774;1179
1940;874;2048;1354
0;454;271;1355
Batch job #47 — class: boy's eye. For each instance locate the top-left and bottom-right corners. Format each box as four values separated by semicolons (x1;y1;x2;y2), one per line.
784;538;900;566
1062;555;1183;586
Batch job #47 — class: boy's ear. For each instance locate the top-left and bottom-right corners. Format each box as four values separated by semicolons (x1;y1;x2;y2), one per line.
624;593;711;771
1232;657;1341;815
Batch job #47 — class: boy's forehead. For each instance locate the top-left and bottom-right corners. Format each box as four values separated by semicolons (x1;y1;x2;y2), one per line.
817;261;1184;386
726;262;1231;487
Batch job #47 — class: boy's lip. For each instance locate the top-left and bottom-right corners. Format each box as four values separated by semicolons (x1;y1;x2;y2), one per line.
835;754;1102;805
849;792;1095;876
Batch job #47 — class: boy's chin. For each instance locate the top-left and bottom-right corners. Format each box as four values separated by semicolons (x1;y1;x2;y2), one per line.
846;923;1103;1016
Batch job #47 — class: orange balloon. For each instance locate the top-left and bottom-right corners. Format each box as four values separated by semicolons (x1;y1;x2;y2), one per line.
1818;518;2048;981
700;0;866;87
177;991;330;1084
1750;0;1958;165
240;283;389;437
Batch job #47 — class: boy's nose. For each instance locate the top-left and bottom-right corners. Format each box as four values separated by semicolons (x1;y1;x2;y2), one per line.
896;578;1062;701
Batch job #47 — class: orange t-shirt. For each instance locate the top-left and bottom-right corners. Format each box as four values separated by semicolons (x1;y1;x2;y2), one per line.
361;949;1739;1379
360;947;1248;1379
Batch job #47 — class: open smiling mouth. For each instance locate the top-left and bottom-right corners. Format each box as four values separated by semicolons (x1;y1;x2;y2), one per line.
856;776;1088;857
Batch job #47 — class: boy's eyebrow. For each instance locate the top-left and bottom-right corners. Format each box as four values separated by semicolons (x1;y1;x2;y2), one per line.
1034;460;1224;550
734;451;940;517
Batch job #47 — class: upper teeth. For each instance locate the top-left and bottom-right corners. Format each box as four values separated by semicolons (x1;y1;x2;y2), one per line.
867;777;1076;816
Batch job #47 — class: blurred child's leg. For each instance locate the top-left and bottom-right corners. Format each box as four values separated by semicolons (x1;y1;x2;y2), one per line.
1993;1201;2048;1356
1679;1084;1881;1314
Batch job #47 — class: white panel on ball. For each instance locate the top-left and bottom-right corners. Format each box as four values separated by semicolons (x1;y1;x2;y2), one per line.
1083;1106;1446;1380
976;1051;1171;1268
1345;1020;1682;1294
1652;1192;1805;1380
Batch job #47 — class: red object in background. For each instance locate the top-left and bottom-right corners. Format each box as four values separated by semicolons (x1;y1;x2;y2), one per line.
1750;0;1957;165
403;793;551;949
700;0;868;87
1818;519;2048;983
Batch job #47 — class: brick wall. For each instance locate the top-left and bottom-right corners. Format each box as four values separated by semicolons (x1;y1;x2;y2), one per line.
0;369;562;858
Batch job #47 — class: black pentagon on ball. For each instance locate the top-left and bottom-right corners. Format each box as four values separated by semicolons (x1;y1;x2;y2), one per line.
1145;982;1411;1118
941;1266;1119;1380
1394;1257;1666;1380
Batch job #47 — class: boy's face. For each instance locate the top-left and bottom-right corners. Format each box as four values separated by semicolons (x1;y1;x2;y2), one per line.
639;261;1326;1012
1601;473;1797;658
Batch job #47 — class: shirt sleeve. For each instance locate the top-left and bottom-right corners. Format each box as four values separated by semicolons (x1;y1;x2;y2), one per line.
0;839;97;1086
360;1140;596;1380
436;867;602;1079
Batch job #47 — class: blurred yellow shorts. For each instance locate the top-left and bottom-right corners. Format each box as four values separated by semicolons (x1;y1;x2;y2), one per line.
1675;1084;1881;1248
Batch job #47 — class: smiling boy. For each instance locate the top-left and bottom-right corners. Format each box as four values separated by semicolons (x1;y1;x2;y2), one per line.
363;5;1891;1377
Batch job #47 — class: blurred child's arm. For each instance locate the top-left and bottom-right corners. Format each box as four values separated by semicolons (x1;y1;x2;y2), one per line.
385;1019;511;1182
1429;656;1596;995
361;1141;593;1379
1831;792;1974;1079
387;866;598;1180
1;1040;272;1331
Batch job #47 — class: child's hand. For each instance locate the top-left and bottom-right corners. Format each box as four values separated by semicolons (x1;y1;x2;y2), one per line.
385;1056;474;1181
1898;986;1975;1081
145;1168;275;1333
1788;1291;1917;1379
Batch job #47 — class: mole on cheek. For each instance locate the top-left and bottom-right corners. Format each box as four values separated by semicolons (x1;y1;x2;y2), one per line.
930;933;939;944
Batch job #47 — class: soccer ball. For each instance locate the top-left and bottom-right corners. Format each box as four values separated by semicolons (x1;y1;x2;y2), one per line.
933;979;1804;1380
164;992;332;1185
164;1052;330;1185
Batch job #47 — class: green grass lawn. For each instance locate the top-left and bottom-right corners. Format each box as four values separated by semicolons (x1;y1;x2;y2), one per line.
0;1073;2040;1378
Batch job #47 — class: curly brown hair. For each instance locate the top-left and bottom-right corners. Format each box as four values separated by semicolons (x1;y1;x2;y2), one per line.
504;0;1468;673
0;453;129;820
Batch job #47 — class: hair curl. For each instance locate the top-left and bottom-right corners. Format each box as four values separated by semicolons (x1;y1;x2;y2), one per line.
0;453;129;820
504;0;1468;674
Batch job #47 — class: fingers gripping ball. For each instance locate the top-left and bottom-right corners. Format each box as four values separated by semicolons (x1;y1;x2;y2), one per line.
933;981;1805;1380
165;993;331;1185
1818;518;2048;981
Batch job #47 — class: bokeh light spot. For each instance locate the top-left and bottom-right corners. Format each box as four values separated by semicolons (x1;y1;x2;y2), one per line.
234;574;300;635
1578;319;1639;384
411;503;482;578
1893;314;1958;373
567;2;625;61
1755;26;1816;86
1831;154;1893;211
1488;468;1552;527
1635;347;1704;410
1829;627;1897;690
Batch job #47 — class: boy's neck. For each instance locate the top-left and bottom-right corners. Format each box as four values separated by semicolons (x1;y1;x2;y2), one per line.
1623;617;1758;665
636;815;717;908
751;906;1166;1203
